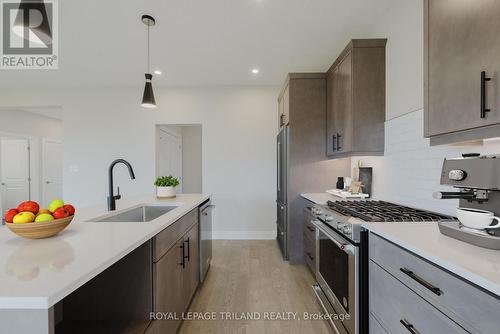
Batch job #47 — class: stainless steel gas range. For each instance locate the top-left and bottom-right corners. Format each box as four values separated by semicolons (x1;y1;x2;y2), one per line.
310;200;452;334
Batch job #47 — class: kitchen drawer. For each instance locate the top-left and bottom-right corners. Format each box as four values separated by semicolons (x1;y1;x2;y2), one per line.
369;313;388;334
370;233;500;333
153;208;198;262
370;260;468;334
303;215;317;240
303;232;316;273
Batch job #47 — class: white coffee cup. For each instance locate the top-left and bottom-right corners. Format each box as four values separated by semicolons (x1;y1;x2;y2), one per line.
456;208;500;230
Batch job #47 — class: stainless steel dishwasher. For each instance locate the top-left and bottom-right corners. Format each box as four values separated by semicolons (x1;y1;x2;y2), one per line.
199;201;213;282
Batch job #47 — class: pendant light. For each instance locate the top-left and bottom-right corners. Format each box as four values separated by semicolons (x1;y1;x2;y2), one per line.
13;0;52;45
141;14;157;108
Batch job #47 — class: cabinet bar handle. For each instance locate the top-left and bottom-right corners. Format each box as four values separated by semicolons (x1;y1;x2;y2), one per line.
184;237;190;262
400;268;442;296
333;135;337;152
481;71;492;118
306;252;314;261
337;133;342;151
277;142;281;191
400;319;419;334
306;226;315;232
179;243;186;268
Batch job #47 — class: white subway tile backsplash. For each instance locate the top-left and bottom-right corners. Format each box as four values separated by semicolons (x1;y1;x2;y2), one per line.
352;109;500;215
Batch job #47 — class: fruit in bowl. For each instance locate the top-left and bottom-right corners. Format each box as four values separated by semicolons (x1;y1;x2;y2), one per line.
53;207;70;219
4;209;18;223
35;213;54;223
4;199;76;239
37;209;51;216
48;199;65;213
17;201;40;214
63;204;75;215
13;212;35;224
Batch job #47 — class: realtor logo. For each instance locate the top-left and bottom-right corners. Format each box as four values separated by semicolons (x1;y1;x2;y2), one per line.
1;0;58;69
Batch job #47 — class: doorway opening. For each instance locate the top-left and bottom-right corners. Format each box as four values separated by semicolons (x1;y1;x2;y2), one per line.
155;125;202;194
0;108;63;217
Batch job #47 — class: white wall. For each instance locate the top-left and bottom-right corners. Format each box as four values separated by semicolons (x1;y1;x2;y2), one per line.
354;0;500;215
181;125;202;193
369;0;424;121
0;109;62;140
0;86;279;238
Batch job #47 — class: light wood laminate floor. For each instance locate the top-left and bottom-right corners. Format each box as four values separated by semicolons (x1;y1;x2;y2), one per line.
179;240;331;334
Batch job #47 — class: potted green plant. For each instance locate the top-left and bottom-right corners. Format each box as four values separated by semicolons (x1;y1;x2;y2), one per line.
154;175;180;198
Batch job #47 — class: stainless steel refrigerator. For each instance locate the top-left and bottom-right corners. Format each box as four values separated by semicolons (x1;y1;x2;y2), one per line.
276;126;288;259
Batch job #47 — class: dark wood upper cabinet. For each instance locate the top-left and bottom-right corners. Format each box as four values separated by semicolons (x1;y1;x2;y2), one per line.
326;39;386;158
425;0;500;144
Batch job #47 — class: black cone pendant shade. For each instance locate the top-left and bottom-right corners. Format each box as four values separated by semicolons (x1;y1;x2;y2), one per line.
141;15;157;108
142;73;156;108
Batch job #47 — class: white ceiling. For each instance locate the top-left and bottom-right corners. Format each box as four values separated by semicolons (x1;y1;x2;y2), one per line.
0;0;395;88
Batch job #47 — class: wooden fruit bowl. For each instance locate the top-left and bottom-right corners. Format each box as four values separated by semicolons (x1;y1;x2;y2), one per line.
5;215;74;239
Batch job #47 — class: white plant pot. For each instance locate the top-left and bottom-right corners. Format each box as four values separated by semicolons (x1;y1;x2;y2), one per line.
156;186;176;198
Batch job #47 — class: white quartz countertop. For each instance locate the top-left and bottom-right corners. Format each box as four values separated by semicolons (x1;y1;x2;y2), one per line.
364;223;500;296
0;194;210;309
301;193;341;205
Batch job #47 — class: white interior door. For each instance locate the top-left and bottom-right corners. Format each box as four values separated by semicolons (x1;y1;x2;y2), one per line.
157;129;183;192
0;138;30;211
42;139;63;207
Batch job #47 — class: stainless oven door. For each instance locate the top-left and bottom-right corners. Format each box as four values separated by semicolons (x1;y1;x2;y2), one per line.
314;220;358;334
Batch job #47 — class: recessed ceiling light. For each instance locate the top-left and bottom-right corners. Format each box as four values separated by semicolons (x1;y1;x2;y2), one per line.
251;68;260;74
154;70;162;75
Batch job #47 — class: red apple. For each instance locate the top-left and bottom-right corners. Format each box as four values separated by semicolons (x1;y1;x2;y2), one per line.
63;204;75;216
53;207;70;219
17;201;40;214
4;209;18;223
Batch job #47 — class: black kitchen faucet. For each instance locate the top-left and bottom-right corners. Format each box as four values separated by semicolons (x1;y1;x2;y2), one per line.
107;159;136;211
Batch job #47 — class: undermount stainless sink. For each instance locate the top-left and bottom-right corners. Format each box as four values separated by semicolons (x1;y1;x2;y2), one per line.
92;205;178;222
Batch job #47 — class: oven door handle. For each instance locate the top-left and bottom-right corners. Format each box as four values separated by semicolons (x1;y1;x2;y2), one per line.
312;220;355;254
312;286;342;334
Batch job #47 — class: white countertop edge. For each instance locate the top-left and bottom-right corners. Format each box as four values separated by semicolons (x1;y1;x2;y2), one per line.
0;297;49;310
0;194;211;310
363;224;500;297
300;193;340;205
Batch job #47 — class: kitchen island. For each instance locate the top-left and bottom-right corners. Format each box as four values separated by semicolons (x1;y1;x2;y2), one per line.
0;194;211;334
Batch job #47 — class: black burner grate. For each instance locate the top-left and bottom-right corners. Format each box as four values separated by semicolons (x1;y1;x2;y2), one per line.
327;200;451;222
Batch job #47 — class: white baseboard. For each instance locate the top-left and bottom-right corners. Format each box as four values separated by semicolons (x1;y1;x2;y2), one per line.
212;231;276;240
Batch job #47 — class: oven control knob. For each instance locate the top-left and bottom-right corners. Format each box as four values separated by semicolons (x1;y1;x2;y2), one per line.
343;226;352;234
337;223;346;229
313;208;323;215
324;215;333;222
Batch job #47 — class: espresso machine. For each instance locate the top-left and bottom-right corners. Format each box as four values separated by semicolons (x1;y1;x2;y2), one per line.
434;154;500;249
